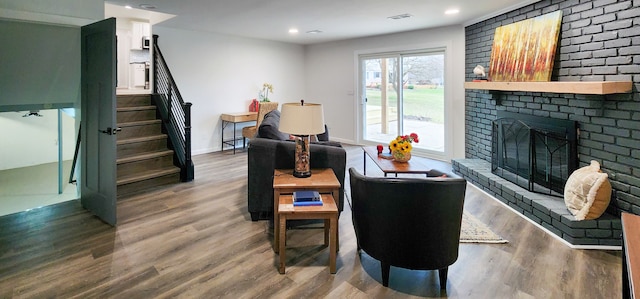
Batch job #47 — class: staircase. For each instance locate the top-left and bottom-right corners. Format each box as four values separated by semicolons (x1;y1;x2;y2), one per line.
116;94;181;196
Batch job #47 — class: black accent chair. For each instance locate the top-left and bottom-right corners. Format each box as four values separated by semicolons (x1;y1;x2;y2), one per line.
348;167;467;289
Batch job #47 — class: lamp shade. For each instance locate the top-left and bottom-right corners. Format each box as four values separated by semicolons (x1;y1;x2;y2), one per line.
279;101;325;135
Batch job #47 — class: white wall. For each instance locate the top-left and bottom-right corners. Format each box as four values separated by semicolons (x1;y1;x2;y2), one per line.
304;25;466;160
152;25;466;159
0;0;468;162
152;26;306;154
0;0;103;169
0;0;103;25
0;110;76;170
0;20;80;111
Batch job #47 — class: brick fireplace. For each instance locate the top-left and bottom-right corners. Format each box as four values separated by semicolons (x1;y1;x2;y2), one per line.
454;0;640;247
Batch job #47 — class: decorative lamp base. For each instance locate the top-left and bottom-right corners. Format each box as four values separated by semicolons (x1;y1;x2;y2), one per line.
293;170;311;178
293;135;312;178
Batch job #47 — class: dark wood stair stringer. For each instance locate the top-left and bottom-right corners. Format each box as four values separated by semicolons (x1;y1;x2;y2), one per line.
116;94;181;196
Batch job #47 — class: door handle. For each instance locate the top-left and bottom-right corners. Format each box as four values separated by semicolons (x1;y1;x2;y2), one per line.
100;127;122;135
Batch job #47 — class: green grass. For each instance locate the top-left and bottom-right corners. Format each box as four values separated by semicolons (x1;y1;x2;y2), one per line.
366;87;444;123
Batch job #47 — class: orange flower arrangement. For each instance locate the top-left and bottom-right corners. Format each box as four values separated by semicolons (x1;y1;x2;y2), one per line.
389;133;418;162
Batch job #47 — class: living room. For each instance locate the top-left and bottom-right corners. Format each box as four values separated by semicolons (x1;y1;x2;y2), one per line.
1;0;638;297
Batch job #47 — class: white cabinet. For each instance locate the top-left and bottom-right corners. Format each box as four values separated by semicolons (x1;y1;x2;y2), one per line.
131;22;151;49
116;31;130;88
132;64;146;87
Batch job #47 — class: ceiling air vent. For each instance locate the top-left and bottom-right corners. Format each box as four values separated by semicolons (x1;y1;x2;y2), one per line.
387;13;412;20
139;4;157;9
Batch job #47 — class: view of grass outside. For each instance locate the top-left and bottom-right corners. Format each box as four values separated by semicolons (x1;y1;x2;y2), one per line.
365;86;444;123
363;53;445;152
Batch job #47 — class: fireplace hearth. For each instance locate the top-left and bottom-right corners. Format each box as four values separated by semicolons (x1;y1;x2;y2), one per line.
452;158;621;247
492;111;578;196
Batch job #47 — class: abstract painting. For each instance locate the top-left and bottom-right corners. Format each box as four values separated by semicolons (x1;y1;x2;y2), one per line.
489;11;563;82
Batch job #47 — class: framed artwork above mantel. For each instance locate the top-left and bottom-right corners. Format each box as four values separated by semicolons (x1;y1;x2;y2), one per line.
488;11;563;82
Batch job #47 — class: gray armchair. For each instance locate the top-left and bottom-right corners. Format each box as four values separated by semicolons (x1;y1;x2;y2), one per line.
348;167;467;289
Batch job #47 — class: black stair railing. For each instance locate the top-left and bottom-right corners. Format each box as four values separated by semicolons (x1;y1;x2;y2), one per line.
69;124;81;184
152;35;194;182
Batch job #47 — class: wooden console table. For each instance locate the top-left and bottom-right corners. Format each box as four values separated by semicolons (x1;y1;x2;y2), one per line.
220;112;257;154
623;212;640;299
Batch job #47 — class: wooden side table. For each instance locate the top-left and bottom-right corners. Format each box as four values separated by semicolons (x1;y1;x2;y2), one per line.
273;168;341;274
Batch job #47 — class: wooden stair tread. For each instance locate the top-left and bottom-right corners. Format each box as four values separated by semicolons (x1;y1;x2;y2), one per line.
115;96;185;192
118;119;162;127
117;106;156;112
117;167;181;186
117;134;167;145
117;150;174;164
116;93;151;97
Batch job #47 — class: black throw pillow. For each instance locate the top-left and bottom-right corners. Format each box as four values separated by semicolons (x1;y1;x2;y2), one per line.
258;110;289;140
316;124;329;141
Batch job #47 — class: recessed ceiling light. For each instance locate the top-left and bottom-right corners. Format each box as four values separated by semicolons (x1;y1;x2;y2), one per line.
289;28;299;34
124;5;132;9
306;30;323;34
387;13;412;20
445;9;459;15
139;4;156;9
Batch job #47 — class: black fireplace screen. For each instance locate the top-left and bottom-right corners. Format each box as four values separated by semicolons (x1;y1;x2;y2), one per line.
492;111;578;196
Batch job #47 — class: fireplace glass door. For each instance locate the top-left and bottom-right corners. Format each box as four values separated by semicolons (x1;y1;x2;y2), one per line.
492;111;578;195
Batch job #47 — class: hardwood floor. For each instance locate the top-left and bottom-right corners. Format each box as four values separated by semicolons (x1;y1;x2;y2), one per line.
0;145;621;298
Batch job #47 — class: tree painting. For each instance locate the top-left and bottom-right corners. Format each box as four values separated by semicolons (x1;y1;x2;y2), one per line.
488;11;562;82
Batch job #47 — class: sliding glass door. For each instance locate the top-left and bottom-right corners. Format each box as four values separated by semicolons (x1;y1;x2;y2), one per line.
361;50;445;155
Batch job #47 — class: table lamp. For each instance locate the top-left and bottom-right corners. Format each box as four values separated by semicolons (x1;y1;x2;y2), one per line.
278;100;325;178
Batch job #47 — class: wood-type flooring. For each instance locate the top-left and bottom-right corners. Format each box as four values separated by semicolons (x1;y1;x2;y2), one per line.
0;145;621;298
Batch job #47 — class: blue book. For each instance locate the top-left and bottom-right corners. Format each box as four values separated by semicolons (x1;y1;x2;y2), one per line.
293;198;323;206
293;191;321;202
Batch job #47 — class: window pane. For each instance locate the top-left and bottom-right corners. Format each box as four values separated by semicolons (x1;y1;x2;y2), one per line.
364;57;398;143
401;53;444;153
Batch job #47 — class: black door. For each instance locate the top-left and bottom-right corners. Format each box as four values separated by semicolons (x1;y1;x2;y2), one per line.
80;18;117;225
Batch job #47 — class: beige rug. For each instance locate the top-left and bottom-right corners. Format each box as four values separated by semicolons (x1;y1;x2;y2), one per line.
460;211;508;243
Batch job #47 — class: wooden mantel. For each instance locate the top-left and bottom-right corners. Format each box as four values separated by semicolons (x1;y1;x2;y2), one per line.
464;81;633;95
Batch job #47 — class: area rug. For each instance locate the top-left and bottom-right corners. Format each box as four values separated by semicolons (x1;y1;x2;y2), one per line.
460;211;508;243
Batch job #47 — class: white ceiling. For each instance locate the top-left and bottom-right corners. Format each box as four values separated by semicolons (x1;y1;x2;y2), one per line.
104;0;539;45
